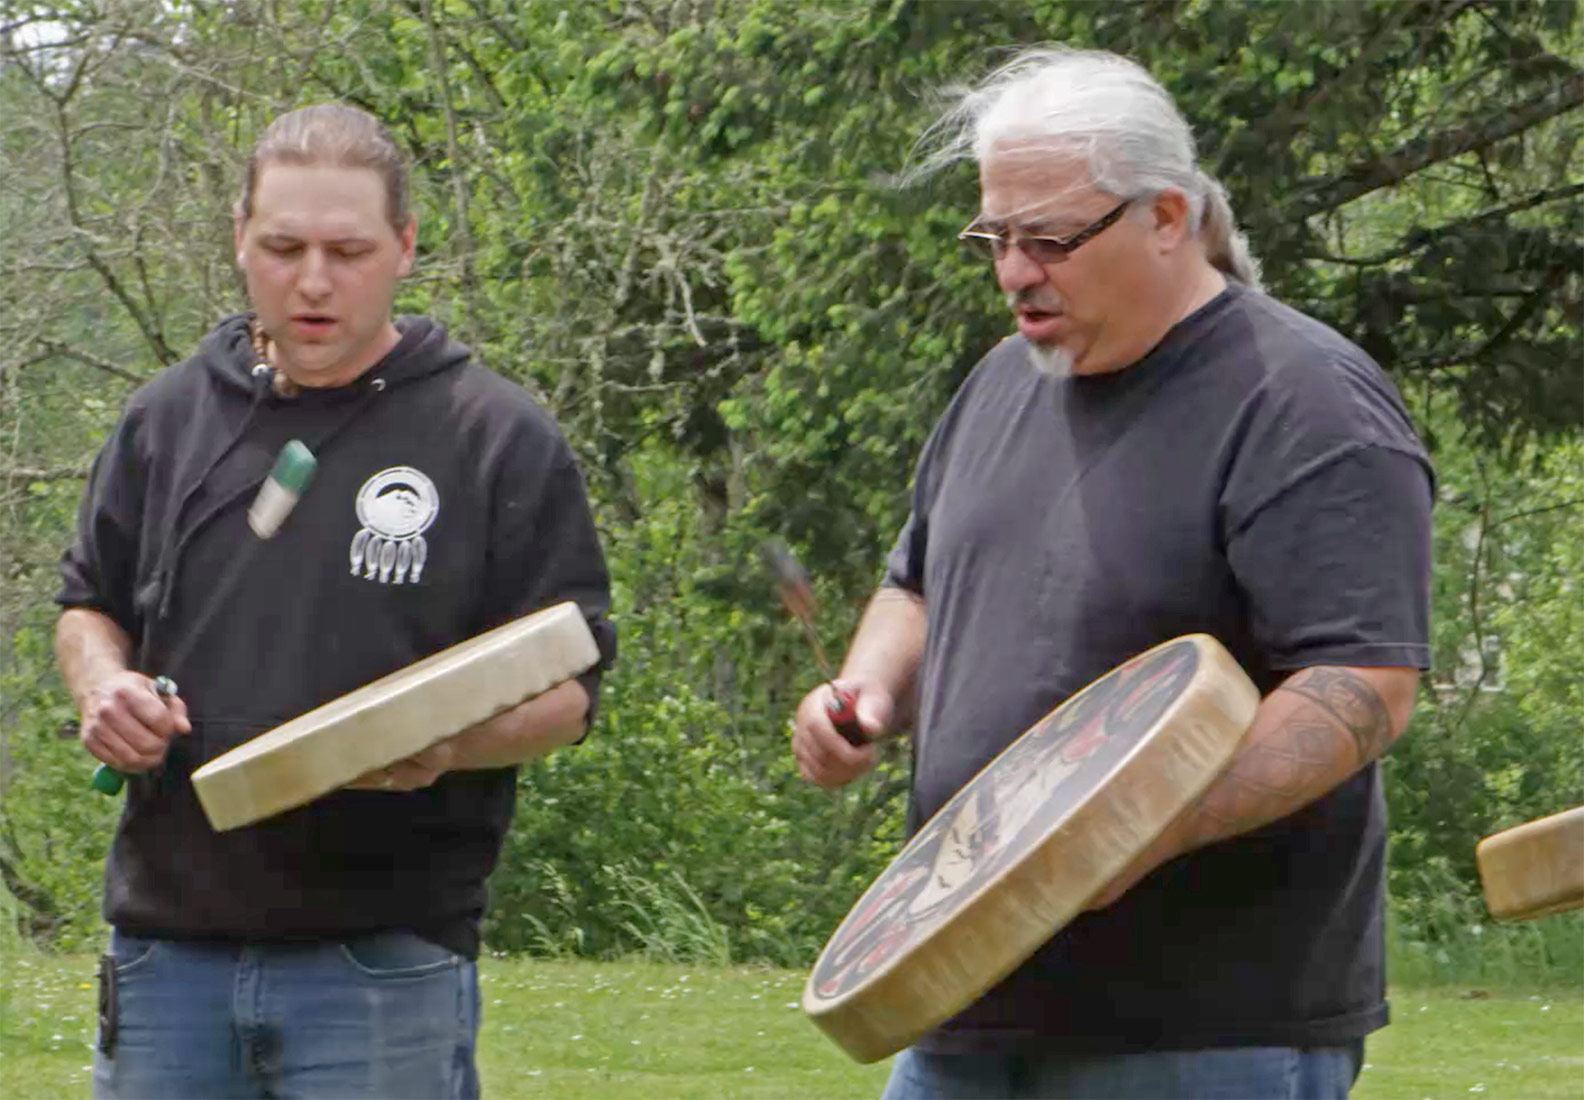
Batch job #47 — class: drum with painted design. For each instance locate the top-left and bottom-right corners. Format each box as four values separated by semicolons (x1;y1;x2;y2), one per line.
803;634;1259;1063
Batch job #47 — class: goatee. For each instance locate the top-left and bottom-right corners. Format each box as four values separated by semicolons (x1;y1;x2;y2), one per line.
1026;342;1073;378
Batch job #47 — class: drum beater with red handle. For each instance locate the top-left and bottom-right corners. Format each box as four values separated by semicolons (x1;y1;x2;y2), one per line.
760;540;868;747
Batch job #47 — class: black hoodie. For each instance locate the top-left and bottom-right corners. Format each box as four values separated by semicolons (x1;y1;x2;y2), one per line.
58;314;616;958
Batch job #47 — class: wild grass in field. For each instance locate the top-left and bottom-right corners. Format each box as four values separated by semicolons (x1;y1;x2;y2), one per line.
1389;881;1584;992
611;865;735;966
517;859;589;959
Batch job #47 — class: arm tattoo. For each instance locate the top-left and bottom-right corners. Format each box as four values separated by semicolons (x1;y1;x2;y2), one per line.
1194;715;1338;834
1189;667;1396;841
1277;667;1394;763
1220;715;1336;800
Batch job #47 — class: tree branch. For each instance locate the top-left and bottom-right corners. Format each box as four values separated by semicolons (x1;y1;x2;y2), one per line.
1229;0;1460;178
1;465;90;486
46;79;180;366
1289;69;1584;219
1468;263;1570;366
32;340;146;383
1303;183;1584;266
1493;499;1584;528
1451;463;1496;728
415;0;483;349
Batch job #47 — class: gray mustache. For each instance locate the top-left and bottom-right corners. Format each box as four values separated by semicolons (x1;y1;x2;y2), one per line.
1006;290;1066;313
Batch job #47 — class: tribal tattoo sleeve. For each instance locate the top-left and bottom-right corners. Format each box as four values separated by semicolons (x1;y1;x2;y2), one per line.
1189;665;1400;841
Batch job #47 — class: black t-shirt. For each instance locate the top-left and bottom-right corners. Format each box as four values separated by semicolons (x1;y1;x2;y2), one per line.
884;282;1433;1052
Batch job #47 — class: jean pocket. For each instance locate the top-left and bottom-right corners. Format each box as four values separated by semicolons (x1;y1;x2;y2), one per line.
338;931;461;979
107;929;158;975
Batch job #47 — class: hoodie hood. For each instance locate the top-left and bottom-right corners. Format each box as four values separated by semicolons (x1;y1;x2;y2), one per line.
200;313;474;399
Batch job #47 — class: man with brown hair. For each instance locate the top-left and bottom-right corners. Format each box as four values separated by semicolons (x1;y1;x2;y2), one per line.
57;104;615;1099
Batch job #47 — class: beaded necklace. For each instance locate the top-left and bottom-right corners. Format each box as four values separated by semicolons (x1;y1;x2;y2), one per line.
248;316;301;398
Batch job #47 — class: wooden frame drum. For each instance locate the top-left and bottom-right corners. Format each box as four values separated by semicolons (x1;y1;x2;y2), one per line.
803;634;1260;1063
1476;807;1584;923
192;601;599;832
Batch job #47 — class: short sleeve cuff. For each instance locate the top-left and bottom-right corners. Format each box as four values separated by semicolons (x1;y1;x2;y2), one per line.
1267;641;1431;672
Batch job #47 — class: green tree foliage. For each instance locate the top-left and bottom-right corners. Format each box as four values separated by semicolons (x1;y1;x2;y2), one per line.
1391;426;1584;883
1;0;1579;967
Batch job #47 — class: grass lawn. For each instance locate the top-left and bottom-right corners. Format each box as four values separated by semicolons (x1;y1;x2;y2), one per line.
2;952;1580;1098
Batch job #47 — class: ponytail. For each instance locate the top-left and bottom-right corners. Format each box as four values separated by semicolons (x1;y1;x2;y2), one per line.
1196;172;1262;290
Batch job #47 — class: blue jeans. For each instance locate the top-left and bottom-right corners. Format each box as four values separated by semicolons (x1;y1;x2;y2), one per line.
92;929;480;1100
880;1042;1364;1100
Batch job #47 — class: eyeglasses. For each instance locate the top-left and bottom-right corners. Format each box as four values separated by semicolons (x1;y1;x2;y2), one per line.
957;199;1133;264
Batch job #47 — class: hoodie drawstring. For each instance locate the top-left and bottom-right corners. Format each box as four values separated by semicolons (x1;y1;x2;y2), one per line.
152;371;272;620
150;368;387;625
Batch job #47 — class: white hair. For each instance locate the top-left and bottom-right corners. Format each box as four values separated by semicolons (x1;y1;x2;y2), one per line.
914;47;1263;289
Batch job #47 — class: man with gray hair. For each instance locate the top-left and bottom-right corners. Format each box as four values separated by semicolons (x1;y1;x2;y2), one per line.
791;47;1432;1099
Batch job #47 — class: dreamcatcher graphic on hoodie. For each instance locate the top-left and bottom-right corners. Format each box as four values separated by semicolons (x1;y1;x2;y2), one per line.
350;466;439;585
